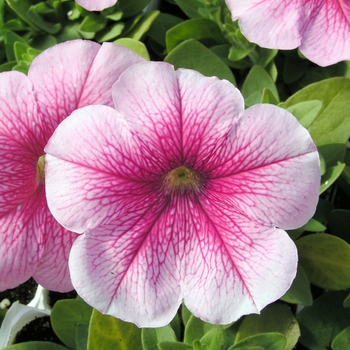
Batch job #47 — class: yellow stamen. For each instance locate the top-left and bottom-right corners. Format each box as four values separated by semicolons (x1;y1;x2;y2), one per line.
36;155;46;184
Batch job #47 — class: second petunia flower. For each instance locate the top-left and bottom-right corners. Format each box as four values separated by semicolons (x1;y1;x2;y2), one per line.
45;62;320;326
226;0;350;66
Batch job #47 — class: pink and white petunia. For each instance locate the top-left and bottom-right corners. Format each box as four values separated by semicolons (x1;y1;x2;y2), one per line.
75;0;117;11
225;0;350;66
0;40;144;292
45;61;320;326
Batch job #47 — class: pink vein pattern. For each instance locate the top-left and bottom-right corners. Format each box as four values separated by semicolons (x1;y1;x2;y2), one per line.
45;62;320;325
226;0;350;66
0;40;144;292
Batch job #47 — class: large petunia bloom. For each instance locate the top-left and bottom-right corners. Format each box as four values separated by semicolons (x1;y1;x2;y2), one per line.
226;0;350;66
0;40;144;292
45;62;320;326
75;0;117;11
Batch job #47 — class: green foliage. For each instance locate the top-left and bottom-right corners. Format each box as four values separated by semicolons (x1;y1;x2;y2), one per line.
87;309;142;350
3;342;69;350
297;291;350;349
165;39;236;85
51;299;93;349
296;234;350;290
280;265;313;306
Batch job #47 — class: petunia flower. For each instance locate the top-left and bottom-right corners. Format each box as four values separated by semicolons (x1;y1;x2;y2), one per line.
0;40;144;292
75;0;117;11
45;62;320;326
225;0;350;66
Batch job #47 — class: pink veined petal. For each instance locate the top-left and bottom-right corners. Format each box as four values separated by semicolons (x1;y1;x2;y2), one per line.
69;191;180;328
32;203;77;292
28;40;144;137
69;189;296;326
176;68;244;169
226;0;310;49
0;189;44;291
0;71;46;155
112;62;183;171
75;0;117;11
45;105;161;232
204;104;319;229
185;195;297;324
300;0;350;66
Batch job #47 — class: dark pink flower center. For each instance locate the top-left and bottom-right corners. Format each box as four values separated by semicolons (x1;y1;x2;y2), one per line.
36;155;46;184
163;166;201;194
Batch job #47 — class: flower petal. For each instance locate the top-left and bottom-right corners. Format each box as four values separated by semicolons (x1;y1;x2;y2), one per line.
0;190;44;290
185;196;297;324
45;105;161;232
69;190;296;326
75;0;117;11
32;204;77;292
226;0;309;49
205;104;319;229
112;62;183;170
176;68;244;169
69;192;181;328
300;0;350;66
28;40;144;136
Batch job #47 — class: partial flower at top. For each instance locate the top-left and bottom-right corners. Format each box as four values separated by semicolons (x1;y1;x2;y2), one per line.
75;0;117;11
0;40;144;292
45;62;320;326
225;0;350;66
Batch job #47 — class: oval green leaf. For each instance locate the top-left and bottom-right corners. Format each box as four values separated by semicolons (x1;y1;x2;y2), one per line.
165;39;236;85
51;299;93;350
87;309;142;350
296;233;350;290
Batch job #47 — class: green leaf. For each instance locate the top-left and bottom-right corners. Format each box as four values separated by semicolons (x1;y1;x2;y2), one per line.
147;13;183;47
280;264;313;306
282;78;350;146
304;218;326;232
5;31;27;62
297;291;350;349
173;0;205;19
14;41;29;62
200;327;227;350
235;303;300;350
26;6;61;34
114;38;150;60
3;342;69;350
320;162;345;194
318;143;346;169
117;0;151;18
284;100;323;129
343;293;350;308
51;299;93;350
165;39;236;85
166;18;225;53
296;233;350;290
76;323;89;350
142;325;177;350
182;303;192;327
261;88;279;105
97;23;125;42
229;333;286;350
184;314;220;344
242;65;279;107
87;309;142;350
79;14;107;33
159;342;193;350
125;10;160;41
332;326;350;350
